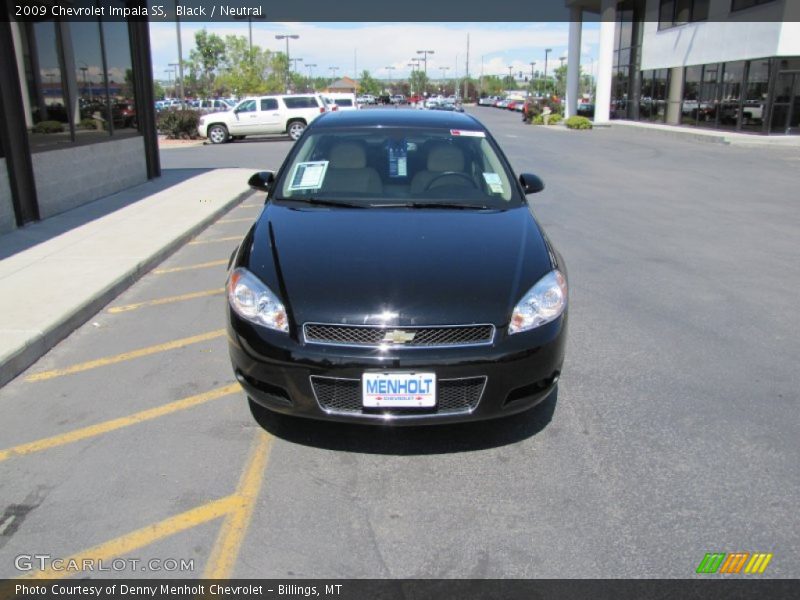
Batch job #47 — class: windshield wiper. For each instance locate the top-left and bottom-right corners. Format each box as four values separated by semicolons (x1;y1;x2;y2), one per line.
373;202;493;210
281;197;367;209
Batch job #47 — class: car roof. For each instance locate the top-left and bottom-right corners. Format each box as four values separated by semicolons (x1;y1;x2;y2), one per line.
312;108;485;130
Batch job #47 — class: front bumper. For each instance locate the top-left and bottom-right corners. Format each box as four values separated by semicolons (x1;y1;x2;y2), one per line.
228;312;567;425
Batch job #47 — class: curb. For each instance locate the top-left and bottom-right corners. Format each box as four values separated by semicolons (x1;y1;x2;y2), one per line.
0;188;255;388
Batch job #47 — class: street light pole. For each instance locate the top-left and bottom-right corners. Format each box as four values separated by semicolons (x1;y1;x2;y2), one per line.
275;34;299;92
544;48;552;98
385;66;395;93
79;65;89;100
168;62;180;101
440;66;450;94
416;49;434;95
407;62;419;97
305;63;317;91
164;69;174;97
329;66;339;86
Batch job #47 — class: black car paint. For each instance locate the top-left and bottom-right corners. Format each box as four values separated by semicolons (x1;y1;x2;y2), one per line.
227;109;567;424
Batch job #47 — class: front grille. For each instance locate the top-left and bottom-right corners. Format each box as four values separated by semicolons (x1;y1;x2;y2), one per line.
303;323;494;348
310;376;486;416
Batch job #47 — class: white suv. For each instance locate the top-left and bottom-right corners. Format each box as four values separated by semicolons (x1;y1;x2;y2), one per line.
198;94;327;143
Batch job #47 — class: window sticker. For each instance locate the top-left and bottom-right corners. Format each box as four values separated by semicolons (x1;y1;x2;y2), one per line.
483;172;504;194
450;129;486;137
388;139;408;178
288;161;329;190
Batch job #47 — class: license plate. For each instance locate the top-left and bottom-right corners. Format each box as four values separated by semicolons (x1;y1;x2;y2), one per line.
362;372;437;408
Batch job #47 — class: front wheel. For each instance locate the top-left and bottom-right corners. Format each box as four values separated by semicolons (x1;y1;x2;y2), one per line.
207;124;229;144
287;120;306;141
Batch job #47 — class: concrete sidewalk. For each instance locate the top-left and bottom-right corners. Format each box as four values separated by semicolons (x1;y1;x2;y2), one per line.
0;168;255;386
609;119;800;147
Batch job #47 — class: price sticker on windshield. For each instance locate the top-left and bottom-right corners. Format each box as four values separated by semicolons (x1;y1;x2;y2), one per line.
450;129;485;137
288;161;329;190
483;172;504;194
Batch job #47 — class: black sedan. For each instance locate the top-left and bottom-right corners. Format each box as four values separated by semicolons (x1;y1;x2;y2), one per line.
226;109;567;424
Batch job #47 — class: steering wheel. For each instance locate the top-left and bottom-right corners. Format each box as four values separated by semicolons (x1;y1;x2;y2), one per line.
424;171;479;191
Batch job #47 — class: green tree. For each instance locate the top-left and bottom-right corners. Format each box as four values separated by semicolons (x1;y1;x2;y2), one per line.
189;29;226;98
409;70;429;96
481;75;505;96
216;35;281;96
358;70;381;96
153;79;166;100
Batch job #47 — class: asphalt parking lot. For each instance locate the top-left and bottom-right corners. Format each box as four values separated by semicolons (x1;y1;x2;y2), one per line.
0;107;798;579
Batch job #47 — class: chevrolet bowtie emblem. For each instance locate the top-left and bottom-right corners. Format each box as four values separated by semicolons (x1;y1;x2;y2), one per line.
382;330;416;344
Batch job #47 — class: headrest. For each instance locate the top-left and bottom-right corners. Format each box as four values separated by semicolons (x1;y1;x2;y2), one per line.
427;144;465;172
329;142;367;169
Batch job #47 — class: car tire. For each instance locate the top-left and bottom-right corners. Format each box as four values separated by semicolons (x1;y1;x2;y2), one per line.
208;124;229;144
287;120;306;141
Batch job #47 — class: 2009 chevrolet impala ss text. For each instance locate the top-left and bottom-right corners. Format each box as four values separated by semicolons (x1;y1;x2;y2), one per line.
225;110;567;424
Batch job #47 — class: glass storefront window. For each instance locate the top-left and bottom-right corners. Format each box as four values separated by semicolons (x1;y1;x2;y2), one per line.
696;63;721;128
69;17;111;141
19;7;140;152
25;21;72;149
718;61;744;129
681;66;702;125
638;69;669;123
102;20;138;135
742;59;769;132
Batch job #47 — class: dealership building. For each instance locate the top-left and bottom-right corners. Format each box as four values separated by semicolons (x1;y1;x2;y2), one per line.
0;6;158;235
564;0;800;134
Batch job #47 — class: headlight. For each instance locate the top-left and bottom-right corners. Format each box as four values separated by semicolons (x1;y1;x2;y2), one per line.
227;267;289;333
509;269;567;334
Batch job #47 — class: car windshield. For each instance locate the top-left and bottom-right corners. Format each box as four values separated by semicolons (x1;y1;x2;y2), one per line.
275;127;521;208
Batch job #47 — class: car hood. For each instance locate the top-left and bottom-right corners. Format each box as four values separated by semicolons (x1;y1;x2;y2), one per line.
245;203;555;327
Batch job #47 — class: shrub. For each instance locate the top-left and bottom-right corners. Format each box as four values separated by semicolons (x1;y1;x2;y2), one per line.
564;116;593;130
31;120;64;134
79;117;100;130
532;112;562;126
157;109;200;139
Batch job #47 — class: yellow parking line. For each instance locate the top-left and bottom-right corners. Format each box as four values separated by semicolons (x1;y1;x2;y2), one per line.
108;288;225;314
204;430;274;578
217;217;255;224
16;495;240;580
25;329;225;382
0;383;240;463
154;259;228;274
188;236;241;245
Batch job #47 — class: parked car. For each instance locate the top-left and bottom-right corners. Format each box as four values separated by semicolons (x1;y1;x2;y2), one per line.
391;94;406;104
325;93;359;111
111;102;136;128
227;109;567;425
357;94;376;105
191;99;233;112
198;94;327;143
433;98;464;112
479;96;501;106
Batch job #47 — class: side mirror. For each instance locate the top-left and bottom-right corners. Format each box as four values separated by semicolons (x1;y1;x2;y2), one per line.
248;171;275;193
519;173;545;195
